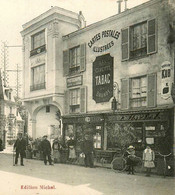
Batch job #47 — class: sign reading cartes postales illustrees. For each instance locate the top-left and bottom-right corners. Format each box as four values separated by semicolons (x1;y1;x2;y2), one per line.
93;54;113;103
88;30;120;52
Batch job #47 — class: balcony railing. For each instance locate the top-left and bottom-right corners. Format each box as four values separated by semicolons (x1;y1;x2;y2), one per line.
30;82;46;91
30;45;46;57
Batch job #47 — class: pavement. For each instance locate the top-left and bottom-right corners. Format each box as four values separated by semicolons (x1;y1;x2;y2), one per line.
0;152;174;195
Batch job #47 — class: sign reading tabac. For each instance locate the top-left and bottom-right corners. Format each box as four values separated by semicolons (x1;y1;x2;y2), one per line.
93;53;113;103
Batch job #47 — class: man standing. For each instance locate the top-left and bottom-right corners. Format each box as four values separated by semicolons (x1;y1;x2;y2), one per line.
41;135;53;165
81;134;94;168
14;133;26;166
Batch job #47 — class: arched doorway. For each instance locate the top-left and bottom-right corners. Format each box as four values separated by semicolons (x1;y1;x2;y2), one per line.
35;105;61;139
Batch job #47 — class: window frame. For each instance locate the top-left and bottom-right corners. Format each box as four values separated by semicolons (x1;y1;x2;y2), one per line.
30;63;46;91
121;18;157;61
30;30;46;57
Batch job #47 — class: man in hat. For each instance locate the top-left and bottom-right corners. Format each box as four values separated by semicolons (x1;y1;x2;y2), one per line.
41;135;53;165
81;134;94;168
14;133;26;166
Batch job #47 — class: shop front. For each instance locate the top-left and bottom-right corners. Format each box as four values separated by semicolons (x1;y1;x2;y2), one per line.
105;108;174;175
62;114;105;157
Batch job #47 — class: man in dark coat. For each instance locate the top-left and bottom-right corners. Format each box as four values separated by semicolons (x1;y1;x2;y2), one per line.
14;133;26;166
81;134;94;168
41;135;53;165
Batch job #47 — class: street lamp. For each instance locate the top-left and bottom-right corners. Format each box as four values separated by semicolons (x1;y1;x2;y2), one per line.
111;82;120;112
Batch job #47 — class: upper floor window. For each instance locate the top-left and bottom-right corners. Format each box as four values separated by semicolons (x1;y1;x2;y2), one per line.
69;88;80;113
63;43;86;76
64;86;86;114
121;74;157;109
121;19;157;61
30;64;45;91
69;46;80;74
30;30;46;57
130;76;147;108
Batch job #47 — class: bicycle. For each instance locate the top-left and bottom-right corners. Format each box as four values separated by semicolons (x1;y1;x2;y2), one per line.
111;153;142;173
156;152;171;178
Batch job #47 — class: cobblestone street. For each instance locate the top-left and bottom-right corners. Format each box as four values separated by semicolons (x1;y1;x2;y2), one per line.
0;153;174;195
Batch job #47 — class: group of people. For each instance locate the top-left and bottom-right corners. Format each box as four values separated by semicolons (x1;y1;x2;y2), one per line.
13;133;156;176
13;132;94;168
125;145;155;176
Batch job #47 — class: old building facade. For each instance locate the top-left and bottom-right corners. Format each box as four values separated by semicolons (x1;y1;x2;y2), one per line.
21;0;175;173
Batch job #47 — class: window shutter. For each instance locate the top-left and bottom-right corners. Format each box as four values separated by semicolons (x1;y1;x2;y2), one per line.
147;73;157;107
121;27;129;61
64;90;70;114
80;43;86;72
121;79;129;109
63;50;69;76
147;19;157;54
80;86;86;113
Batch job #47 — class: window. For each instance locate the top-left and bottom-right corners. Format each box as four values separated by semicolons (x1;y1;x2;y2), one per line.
63;43;86;76
64;87;86;114
30;64;45;91
30;30;46;56
121;19;157;61
121;74;157;109
69;88;80;113
69;46;80;74
46;106;50;113
130;22;147;59
130;76;147;108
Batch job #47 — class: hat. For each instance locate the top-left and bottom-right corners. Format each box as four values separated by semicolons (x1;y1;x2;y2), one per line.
128;145;135;149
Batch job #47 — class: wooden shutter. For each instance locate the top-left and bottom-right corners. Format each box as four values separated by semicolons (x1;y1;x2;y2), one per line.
63;50;69;76
121;27;129;61
80;43;86;72
147;19;157;54
64;90;70;115
121;79;129;109
147;73;157;107
80;86;86;113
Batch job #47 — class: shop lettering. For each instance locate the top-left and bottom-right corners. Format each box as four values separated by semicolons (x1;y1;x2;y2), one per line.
88;30;120;52
96;89;110;98
95;74;110;85
88;33;101;48
93;41;114;52
107;112;164;122
95;65;111;73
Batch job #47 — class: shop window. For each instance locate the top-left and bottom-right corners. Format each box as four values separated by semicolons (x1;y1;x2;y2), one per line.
93;126;102;149
121;73;157;109
63;43;86;76
30;64;45;91
121;19;157;61
30;30;46;57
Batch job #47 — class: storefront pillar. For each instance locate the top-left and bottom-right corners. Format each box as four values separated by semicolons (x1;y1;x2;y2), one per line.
103;121;107;150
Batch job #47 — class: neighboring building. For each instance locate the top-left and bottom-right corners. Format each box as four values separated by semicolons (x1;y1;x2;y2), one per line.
21;0;175;173
0;70;24;150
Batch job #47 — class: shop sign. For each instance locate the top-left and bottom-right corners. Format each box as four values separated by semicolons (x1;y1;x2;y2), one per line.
161;61;171;99
67;75;82;88
146;131;165;137
88;30;120;52
93;54;113;103
107;112;168;122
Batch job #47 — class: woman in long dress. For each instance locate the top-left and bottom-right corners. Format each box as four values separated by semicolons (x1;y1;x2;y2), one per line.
143;146;155;176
